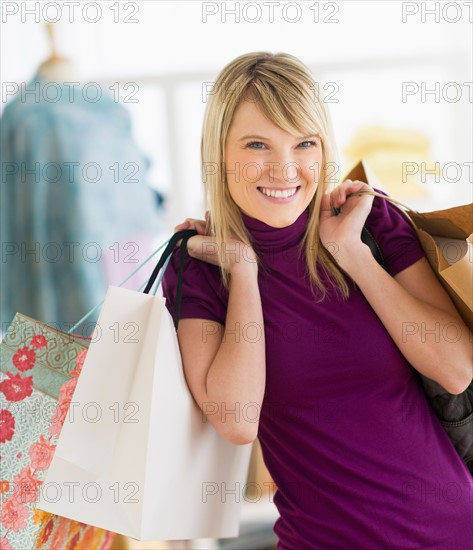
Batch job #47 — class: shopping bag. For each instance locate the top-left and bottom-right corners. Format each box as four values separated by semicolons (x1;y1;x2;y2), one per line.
0;313;116;550
36;231;254;541
344;160;473;474
405;204;472;327
344;160;473;326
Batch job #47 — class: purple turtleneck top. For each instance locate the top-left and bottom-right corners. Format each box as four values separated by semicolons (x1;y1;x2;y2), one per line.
162;190;473;549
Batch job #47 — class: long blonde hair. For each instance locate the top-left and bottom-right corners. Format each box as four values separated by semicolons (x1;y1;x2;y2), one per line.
201;52;411;300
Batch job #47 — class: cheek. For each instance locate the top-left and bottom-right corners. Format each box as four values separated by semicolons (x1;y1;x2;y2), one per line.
225;162;250;205
299;163;319;185
305;150;323;182
239;152;260;182
229;152;264;187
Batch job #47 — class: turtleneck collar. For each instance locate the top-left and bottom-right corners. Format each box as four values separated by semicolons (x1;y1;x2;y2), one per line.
241;207;310;252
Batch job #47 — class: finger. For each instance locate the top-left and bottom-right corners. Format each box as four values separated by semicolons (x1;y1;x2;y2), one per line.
353;182;374;195
340;180;365;195
345;182;374;202
204;211;212;234
333;180;366;208
332;187;347;211
186;235;222;266
176;218;206;230
341;179;365;191
174;220;190;232
194;220;208;235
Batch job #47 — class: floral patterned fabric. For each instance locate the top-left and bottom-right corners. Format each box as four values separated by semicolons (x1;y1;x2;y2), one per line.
0;313;116;550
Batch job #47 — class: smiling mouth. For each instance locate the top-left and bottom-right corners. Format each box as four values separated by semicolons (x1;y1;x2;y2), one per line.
257;186;300;199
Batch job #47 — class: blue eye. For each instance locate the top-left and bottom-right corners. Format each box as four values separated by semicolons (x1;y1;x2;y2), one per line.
247;141;265;149
299;141;316;148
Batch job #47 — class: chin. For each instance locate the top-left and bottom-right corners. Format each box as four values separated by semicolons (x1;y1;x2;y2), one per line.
261;212;299;228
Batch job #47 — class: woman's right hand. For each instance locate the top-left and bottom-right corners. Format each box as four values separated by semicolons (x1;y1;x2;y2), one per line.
174;212;257;272
174;211;209;237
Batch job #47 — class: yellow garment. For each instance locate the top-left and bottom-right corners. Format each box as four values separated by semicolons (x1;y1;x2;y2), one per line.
342;125;440;197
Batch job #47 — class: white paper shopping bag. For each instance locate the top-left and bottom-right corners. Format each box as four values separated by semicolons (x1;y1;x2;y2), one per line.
36;284;253;541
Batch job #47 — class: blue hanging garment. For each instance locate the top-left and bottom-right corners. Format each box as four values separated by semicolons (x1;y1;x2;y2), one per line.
0;72;163;333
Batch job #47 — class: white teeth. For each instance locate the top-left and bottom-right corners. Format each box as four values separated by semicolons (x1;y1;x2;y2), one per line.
259;187;297;199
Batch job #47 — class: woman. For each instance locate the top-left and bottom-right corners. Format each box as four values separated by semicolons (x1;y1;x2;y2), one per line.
162;52;473;549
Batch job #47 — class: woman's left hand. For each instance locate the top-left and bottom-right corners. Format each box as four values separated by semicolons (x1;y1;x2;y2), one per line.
319;179;375;267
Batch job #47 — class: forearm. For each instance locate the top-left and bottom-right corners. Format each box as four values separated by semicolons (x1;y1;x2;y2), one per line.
206;261;265;442
343;245;473;394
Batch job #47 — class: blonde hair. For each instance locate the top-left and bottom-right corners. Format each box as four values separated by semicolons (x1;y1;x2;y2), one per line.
201;52;412;300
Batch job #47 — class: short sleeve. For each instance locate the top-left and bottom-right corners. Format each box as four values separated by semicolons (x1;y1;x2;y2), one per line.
364;187;426;277
161;247;228;325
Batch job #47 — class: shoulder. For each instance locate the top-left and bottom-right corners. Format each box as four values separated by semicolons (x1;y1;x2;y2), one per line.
364;187;426;277
161;247;228;325
163;246;223;286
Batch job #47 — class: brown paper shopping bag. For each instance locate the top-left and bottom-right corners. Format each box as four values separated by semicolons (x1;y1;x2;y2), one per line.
344;160;472;328
406;204;472;328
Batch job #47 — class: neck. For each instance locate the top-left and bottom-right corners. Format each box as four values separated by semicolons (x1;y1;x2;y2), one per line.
241;208;310;253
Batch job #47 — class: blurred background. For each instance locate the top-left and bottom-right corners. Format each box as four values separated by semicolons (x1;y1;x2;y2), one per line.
1;1;472;548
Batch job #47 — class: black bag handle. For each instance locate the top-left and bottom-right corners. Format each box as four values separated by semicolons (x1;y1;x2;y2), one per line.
361;226;386;270
143;229;197;330
142;226;383;331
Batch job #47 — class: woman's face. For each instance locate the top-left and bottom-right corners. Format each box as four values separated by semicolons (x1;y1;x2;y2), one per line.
224;99;323;228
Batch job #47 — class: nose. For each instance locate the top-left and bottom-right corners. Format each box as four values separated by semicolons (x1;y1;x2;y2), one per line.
264;151;300;185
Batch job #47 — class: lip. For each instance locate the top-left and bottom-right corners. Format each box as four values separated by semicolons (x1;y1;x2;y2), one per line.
257;186;301;204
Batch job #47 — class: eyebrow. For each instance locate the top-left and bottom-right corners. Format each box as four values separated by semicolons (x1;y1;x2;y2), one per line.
238;134;320;142
238;135;265;141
